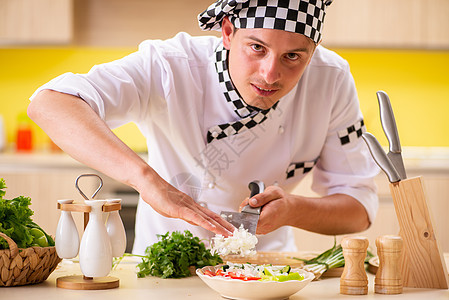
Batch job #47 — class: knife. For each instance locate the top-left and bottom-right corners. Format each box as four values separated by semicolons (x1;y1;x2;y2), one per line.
220;180;265;235
362;132;401;183
376;91;407;179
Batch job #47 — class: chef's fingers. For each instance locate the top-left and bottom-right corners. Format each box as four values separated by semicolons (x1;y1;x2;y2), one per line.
238;197;250;212
247;185;283;207
196;204;236;234
239;185;282;209
177;198;235;232
180;205;234;236
162;186;234;235
152;187;232;236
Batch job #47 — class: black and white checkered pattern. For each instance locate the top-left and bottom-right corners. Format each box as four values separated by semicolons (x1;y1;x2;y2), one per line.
338;119;366;146
214;45;257;118
286;160;316;179
207;45;278;143
206;112;268;143
198;0;332;43
215;44;260;118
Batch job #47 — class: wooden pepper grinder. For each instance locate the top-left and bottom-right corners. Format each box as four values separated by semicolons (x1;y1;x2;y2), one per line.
375;235;403;294
340;236;369;295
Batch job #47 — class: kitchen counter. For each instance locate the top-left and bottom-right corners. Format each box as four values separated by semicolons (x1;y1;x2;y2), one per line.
2;256;448;300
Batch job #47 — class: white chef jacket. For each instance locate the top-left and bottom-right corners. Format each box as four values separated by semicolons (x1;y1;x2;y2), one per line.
31;32;379;255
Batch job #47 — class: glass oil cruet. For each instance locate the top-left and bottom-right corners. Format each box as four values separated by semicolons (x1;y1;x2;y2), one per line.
76;174;113;278
55;199;80;258
105;199;127;257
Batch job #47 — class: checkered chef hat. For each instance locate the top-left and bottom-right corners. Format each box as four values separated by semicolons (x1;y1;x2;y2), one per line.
198;0;333;43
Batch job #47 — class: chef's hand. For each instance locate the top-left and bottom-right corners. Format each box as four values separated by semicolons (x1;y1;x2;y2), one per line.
238;185;371;235
238;185;291;235
137;173;234;237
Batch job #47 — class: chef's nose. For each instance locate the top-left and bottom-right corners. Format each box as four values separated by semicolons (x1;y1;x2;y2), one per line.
260;55;281;85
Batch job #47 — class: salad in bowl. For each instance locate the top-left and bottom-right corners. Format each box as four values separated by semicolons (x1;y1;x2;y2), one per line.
197;262;314;300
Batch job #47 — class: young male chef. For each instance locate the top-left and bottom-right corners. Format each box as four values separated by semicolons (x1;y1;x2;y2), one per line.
28;0;378;254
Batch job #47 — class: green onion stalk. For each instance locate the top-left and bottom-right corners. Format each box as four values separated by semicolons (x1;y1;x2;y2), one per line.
293;238;373;280
294;242;344;279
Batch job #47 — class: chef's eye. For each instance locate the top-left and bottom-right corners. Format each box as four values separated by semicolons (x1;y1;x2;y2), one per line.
251;44;264;52
285;53;299;61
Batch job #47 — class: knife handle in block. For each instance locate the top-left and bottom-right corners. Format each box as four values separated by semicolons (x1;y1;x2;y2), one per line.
340;236;369;295
375;235;403;294
389;176;449;289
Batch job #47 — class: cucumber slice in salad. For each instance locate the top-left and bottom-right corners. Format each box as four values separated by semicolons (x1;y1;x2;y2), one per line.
281;265;291;274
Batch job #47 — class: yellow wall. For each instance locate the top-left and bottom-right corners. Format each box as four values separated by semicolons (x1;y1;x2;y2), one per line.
0;47;448;152
337;49;449;148
0;47;146;152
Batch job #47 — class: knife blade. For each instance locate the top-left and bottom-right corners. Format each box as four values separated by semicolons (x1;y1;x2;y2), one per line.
376;91;407;179
220;180;265;235
362;132;401;183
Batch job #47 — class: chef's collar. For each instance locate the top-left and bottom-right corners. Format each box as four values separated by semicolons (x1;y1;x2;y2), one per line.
199;0;332;44
214;43;276;118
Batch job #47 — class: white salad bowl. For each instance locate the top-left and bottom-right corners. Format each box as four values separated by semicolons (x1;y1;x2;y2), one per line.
196;265;314;300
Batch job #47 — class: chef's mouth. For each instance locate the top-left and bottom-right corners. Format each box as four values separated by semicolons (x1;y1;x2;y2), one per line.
251;83;279;97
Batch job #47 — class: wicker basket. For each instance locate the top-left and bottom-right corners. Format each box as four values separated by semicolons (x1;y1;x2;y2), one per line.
0;232;61;286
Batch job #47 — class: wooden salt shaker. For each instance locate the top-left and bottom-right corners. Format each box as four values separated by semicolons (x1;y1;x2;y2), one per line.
340;236;369;295
375;235;403;294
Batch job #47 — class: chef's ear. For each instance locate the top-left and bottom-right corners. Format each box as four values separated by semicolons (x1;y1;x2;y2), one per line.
222;17;234;50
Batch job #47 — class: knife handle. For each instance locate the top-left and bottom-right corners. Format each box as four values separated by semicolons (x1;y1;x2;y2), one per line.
248;180;265;198
377;91;401;153
242;181;265;215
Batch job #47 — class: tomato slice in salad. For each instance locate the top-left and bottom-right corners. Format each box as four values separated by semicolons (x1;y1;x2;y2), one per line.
204;269;261;280
228;272;261;281
203;270;215;276
202;263;304;282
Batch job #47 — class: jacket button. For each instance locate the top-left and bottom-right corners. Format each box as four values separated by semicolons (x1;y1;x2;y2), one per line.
278;126;285;134
211;131;219;138
208;182;215;189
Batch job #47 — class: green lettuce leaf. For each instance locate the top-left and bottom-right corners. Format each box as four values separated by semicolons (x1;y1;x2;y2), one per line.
0;178;54;249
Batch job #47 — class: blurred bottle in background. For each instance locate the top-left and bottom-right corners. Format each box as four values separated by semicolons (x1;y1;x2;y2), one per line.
16;112;33;152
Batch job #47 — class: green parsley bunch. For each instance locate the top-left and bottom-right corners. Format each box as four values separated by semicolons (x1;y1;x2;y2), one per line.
136;230;222;278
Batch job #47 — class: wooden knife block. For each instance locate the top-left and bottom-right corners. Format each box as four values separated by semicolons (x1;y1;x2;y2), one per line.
389;176;448;289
